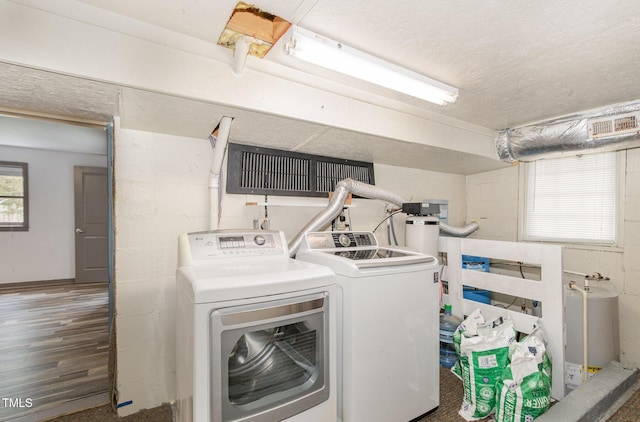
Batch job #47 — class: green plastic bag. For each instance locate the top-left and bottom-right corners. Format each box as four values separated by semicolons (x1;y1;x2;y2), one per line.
495;358;551;422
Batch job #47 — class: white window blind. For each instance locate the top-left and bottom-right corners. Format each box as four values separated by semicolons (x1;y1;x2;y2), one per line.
525;152;617;243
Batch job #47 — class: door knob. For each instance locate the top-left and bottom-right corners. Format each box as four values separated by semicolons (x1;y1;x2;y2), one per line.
75;228;85;233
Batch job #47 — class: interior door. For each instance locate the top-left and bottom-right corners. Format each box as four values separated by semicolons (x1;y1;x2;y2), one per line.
74;166;108;283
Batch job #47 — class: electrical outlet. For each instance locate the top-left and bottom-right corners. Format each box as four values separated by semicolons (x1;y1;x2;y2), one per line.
253;218;270;230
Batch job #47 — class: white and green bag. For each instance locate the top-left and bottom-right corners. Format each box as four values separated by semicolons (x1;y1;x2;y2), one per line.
514;327;552;386
495;357;551;422
458;314;516;421
451;309;486;380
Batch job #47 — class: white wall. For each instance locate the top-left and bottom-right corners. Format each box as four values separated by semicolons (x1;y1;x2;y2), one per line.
219;161;468;246
113;123;212;414
465;149;640;369
0;116;106;284
113;121;470;415
465;165;520;241
620;148;640;368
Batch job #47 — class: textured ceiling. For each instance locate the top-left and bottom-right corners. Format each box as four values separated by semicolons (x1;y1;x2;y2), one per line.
0;62;120;122
74;0;640;130
0;63;506;174
2;0;638;175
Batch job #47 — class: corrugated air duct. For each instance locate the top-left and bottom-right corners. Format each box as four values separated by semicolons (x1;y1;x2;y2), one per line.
496;100;640;162
287;178;479;257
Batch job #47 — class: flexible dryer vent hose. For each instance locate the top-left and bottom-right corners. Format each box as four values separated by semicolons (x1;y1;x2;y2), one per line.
440;221;480;237
287;178;479;257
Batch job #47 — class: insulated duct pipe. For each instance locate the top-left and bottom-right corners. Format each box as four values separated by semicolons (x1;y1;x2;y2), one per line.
440;220;479;237
209;116;233;231
496;100;640;162
287;178;479;256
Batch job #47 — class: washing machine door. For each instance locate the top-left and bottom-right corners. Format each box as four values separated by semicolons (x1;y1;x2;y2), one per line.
210;292;330;422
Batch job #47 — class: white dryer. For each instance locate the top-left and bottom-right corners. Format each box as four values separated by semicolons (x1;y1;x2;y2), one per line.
296;231;440;422
176;230;337;422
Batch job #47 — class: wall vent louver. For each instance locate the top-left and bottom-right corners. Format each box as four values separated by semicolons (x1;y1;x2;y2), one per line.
239;150;311;193
316;161;373;193
227;143;374;197
588;112;640;139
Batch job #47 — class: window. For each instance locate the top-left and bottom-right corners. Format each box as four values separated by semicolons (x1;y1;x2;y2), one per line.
524;152;618;244
0;161;29;231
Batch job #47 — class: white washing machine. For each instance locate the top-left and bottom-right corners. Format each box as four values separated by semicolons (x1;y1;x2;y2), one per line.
296;231;440;422
176;230;337;422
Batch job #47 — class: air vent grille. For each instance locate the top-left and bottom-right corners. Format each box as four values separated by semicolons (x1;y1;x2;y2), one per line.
590;120;613;136
615;115;637;132
588;112;640;139
227;143;374;197
316;161;373;192
239;151;310;193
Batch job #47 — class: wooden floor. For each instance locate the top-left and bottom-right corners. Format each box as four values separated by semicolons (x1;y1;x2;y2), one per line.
0;282;111;421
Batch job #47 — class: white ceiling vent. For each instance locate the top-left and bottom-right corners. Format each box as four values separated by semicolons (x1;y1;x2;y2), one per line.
588;112;640;139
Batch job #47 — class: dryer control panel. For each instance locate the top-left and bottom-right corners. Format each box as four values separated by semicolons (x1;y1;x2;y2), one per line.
179;230;287;265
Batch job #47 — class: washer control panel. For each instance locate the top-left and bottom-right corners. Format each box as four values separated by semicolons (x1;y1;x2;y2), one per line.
182;230;286;263
303;231;378;250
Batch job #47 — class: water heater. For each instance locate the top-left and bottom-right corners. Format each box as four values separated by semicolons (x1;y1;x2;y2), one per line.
564;283;619;391
405;215;440;258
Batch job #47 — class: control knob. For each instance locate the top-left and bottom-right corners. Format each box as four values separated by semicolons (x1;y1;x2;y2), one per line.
338;233;351;247
254;235;266;246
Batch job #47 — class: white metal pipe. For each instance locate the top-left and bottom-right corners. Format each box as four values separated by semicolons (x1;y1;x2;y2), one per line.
231;36;252;76
565;270;610;280
211;117;232;172
209;116;233;231
569;280;589;384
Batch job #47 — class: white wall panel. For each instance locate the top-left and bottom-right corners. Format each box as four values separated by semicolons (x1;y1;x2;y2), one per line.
113;122;211;415
465;165;519;241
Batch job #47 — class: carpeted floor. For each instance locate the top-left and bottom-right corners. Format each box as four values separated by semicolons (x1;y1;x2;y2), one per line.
417;367;467;421
46;366;640;421
45;368;466;422
44;403;173;422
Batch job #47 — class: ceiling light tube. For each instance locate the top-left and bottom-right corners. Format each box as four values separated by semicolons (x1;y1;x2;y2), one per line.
284;26;458;105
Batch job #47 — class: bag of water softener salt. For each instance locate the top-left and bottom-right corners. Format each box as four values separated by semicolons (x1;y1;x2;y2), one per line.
516;327;552;386
451;309;486;380
495;357;551;422
495;326;552;422
458;314;516;421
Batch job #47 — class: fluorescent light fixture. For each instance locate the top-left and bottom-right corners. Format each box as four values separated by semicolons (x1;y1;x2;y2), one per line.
284;26;458;106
